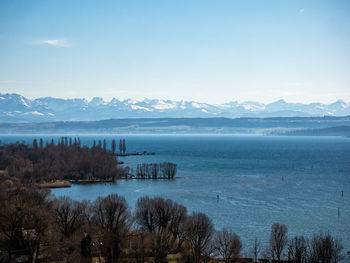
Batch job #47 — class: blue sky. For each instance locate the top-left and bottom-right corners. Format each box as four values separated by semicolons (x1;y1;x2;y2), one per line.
0;0;349;103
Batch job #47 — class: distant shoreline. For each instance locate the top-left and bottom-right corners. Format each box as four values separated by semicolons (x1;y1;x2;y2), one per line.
41;177;186;189
0;116;349;135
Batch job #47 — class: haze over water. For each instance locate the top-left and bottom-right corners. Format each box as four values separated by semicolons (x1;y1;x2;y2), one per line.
2;134;349;251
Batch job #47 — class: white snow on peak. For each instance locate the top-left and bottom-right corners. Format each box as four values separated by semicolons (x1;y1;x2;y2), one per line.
241;102;265;111
131;105;153;111
30;111;44;116
340;102;347;108
20;97;30;108
125;99;137;105
92;98;107;105
180;100;186;109
153;100;177;110
191;102;202;108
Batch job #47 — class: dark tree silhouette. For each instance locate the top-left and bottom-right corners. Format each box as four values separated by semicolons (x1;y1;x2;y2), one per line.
184;212;214;263
270;223;288;262
134;196;187;262
33;139;38;150
103;139;107;151
251;238;261;263
39;138;44;149
288;236;307;263
308;233;344;263
119;139;123;154
0;182;347;263
111;139;116;155
81;234;92;259
214;229;242;263
135;163;177;179
52;196;85;237
0;187;53;262
0;138;123;183
92;194;131;263
122;139;126;154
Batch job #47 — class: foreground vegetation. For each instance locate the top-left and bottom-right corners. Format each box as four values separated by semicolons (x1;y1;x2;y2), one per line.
0;182;346;263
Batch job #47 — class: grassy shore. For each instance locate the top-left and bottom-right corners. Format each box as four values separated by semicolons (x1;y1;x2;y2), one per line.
37;180;71;188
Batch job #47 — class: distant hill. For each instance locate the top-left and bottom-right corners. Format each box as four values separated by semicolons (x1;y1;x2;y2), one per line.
1;93;350;122
1;116;350;134
278;126;350;137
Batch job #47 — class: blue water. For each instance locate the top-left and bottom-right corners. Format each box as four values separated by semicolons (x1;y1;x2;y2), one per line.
1;134;349;251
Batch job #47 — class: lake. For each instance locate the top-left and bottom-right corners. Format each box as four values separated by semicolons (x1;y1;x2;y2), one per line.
1;134;349;252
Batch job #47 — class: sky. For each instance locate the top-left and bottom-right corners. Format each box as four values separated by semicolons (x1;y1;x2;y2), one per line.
0;0;349;104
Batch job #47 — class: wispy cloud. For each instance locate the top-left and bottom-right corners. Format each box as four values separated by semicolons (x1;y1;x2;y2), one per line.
40;38;70;47
299;8;305;13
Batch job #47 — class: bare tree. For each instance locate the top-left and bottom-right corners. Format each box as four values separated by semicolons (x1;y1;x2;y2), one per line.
134;196;187;263
33;139;38;150
184;212;214;263
52;196;85;237
128;231;147;263
103;139;107;151
39;138;44;149
134;196;156;232
93;194;131;263
119;139;123;154
332;238;345;263
122;139;126;154
214;228;242;263
0;187;54;262
308;233;344;263
111;139;116;155
0;187;29;261
288;236;307;263
270;223;288;262
251;238;261;263
23;204;53;263
168;202;187;250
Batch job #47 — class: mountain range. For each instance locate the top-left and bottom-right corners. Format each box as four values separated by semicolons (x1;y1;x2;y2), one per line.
1;93;350;122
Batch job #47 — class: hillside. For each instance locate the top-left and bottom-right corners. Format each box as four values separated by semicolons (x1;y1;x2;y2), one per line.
1;116;350;134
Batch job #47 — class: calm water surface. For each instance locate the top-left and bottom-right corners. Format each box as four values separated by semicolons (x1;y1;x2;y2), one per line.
2;134;350;251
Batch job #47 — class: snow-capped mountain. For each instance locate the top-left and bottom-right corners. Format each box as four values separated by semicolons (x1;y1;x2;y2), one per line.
0;93;349;122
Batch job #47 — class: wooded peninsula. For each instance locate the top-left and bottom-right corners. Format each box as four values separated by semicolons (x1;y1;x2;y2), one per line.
0;137;177;186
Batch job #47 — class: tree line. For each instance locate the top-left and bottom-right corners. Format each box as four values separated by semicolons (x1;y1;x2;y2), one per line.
0;138;179;183
130;163;177;179
0;184;346;263
93;138;126;155
0;137;124;184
